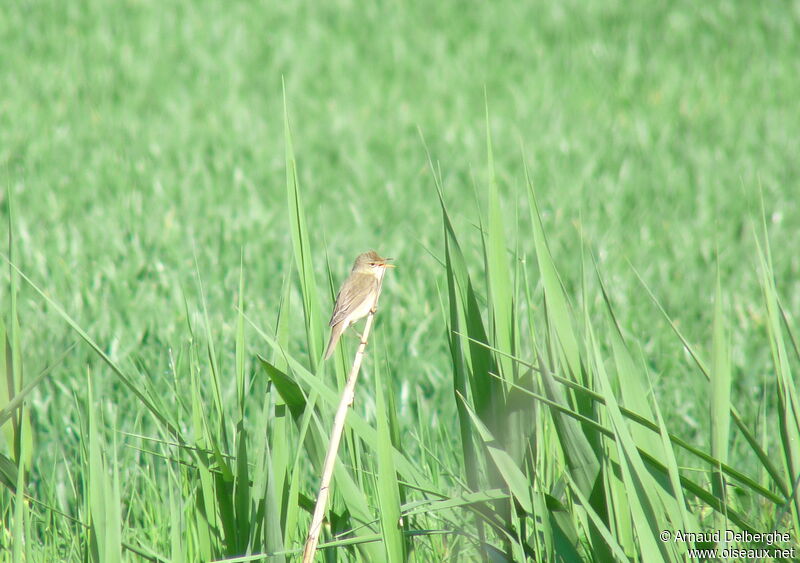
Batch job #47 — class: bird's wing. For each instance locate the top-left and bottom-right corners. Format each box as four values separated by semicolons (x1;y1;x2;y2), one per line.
329;272;378;327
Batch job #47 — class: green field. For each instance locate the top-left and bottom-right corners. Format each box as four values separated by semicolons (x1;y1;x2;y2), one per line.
2;1;800;561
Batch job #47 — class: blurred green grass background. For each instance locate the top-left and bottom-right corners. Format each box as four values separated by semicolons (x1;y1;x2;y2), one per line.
1;0;799;559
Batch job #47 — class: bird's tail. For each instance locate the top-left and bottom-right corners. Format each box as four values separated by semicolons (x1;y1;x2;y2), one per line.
324;322;345;360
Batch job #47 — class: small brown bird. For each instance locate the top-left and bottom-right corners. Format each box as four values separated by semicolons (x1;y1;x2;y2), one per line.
324;250;394;360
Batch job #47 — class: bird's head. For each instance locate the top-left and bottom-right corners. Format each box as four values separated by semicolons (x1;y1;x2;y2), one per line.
352;250;395;273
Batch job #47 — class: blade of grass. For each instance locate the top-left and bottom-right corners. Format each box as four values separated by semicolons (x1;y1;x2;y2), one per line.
374;346;405;563
710;263;732;527
283;82;323;368
754;227;800;534
253;334;435;492
494;366;781;506
233;421;251;554
651;388;695;557
6;186;32;468
2;257;182;440
595;259;661;455
586;324;673;561
235;251;246;418
87;376;122;563
189;347;220;560
267;263;294;551
0;344;75;429
489;367;761;530
483;97;514;386
538;355;599;497
634;266;789;499
12;407;26;563
563;472;629;562
462;333;783;505
194;253;229;453
524;163;581;381
424;135;498;428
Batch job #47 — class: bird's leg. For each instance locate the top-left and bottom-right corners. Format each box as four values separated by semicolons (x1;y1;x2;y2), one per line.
347;325;368;347
345;325;361;340
353;328;366;344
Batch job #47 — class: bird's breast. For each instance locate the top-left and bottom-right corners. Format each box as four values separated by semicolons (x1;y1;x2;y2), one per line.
344;294;375;326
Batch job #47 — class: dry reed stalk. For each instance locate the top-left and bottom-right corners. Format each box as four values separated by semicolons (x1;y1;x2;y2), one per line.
301;267;388;562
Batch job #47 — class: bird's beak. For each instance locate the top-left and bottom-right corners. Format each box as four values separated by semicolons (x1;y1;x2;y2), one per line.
381;258;396;268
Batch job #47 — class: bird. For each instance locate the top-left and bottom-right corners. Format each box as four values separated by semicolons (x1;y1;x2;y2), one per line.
324;250;394;360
